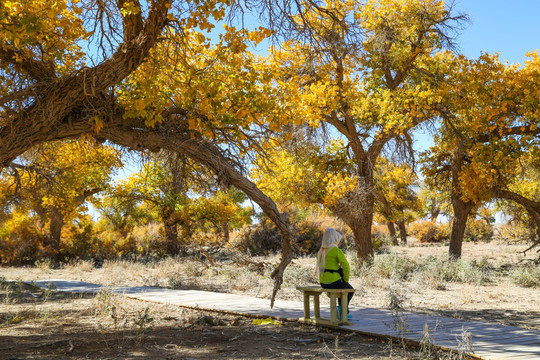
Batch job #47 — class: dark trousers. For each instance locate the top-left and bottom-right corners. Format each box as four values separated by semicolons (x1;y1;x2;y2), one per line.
320;280;354;312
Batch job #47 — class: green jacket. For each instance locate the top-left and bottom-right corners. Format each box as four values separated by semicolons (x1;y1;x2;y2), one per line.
319;247;350;283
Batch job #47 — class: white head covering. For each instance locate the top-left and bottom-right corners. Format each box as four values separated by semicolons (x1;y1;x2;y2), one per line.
316;228;342;275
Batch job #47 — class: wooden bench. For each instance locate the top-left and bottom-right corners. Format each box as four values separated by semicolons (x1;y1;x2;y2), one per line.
296;285;355;326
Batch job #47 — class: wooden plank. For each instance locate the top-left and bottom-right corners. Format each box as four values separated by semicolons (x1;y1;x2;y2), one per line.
478;350;540;360
473;335;540;345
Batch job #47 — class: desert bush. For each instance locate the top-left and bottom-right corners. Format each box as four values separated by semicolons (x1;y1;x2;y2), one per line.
283;263;318;286
0;214;49;265
227;218;281;255
358;253;495;289
113;236;139;258
210;263;261;292
230;271;261;291
296;211;351;252
228;216;327;256
131;223;168;257
370;253;419;281
464;218;493;242
155;259;196;289
510;263;540;288
409;221;449;243
371;224;392;250
494;223;536;243
94;288;118;316
294;221;323;254
417;256;494;288
227;210;352;256
59;217;100;260
61;259;94;272
95;230;119;258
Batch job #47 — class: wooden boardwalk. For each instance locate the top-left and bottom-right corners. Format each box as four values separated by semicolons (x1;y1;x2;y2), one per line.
32;280;540;360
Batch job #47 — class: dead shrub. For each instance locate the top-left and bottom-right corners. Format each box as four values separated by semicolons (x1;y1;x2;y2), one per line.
227;218;281;255
510;263;540;288
227;212;349;256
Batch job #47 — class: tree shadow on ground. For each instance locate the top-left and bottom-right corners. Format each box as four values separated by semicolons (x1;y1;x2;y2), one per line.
414;307;540;331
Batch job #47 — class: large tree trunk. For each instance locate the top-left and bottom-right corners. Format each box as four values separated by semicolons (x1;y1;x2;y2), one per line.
161;207;180;256
396;220;407;245
387;221;398;245
331;179;375;261
448;141;476;258
47;207;65;256
161;153;186;256
352;216;374;260
449;195;475;258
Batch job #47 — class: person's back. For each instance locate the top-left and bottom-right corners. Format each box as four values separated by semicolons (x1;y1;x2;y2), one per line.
318;246;350;284
316;228;354;318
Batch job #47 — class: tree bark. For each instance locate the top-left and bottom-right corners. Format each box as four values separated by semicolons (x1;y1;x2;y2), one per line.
448;141;476;258
48;207;65;256
161;206;180;256
492;187;540;251
0;0;170;167
221;222;230;244
397;220;407;245
429;201;441;222
161;153;187;256
45;189;101;258
377;190;398;245
352;216;374;260
331;178;375;261
387;221;398;245
449;196;474;258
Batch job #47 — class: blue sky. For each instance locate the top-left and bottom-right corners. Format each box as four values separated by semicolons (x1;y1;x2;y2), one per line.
454;0;540;64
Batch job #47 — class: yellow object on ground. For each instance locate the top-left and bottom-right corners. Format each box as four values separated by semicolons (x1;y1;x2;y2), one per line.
253;317;282;326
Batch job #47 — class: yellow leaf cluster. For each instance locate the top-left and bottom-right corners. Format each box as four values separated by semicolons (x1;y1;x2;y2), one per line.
119;1;141;16
119;27;277;142
1;139;122;223
0;0;89;74
322;173;358;207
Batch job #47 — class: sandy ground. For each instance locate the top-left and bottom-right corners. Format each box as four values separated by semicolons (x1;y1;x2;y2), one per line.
0;283;417;359
1;241;539;359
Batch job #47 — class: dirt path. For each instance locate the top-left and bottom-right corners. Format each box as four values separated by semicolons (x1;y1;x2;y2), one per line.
0;282;418;359
2;242;539;358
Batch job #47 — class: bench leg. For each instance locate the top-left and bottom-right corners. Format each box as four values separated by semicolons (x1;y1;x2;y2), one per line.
314;294;320;319
303;293;310;320
329;294;338;324
340;292;348;323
